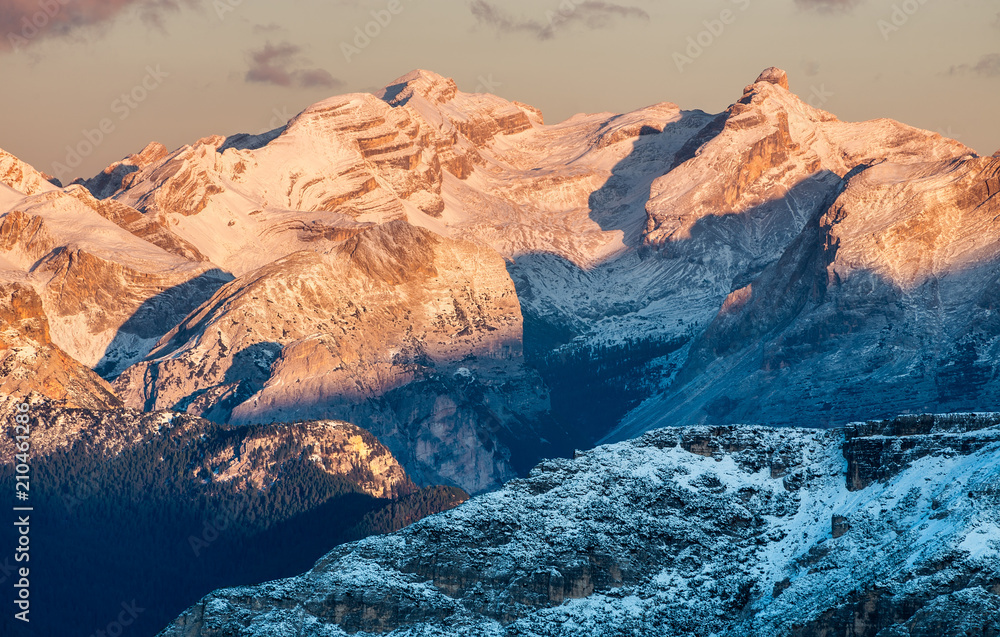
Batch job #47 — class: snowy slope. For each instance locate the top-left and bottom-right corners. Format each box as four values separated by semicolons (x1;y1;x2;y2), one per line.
159;413;1000;636
0;174;229;374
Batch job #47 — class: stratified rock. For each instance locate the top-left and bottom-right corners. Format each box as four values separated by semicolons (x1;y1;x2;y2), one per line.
0;283;121;410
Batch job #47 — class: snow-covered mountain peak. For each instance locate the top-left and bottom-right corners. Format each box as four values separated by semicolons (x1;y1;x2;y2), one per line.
378;68;457;106
0;147;58;196
288;91;393;132
375;68;536;143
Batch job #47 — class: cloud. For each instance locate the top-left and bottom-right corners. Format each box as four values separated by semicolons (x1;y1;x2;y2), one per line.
794;0;864;12
252;22;284;35
1;0;188;53
245;41;343;89
469;0;649;41
948;53;1000;78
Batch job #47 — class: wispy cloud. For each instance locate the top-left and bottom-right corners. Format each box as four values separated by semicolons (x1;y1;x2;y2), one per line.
469;0;649;41
245;41;343;89
948;53;1000;78
252;22;284;35
1;0;189;53
794;0;864;12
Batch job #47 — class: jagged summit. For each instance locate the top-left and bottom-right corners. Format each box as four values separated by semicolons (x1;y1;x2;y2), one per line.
754;66;790;90
0;146;58;196
73;140;170;199
377;68;457;106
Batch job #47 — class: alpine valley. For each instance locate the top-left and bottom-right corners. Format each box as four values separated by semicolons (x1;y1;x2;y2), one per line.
1;67;998;636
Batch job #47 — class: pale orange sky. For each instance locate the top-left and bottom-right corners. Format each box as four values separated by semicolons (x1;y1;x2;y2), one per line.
1;0;997;181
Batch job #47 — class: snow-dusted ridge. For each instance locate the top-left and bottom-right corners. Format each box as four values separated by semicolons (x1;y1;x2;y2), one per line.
160;413;1000;636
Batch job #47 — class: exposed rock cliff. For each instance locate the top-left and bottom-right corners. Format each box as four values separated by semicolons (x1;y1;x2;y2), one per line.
0;283;121;410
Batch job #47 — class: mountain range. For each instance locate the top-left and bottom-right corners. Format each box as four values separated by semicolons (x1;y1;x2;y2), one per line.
1;66;999;636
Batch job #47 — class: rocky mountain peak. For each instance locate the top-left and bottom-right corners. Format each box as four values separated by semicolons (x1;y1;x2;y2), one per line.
0;146;57;196
754;66;790;90
134;140;169;162
378;68;458;106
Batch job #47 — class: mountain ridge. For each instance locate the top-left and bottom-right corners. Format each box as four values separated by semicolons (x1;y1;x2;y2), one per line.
158;412;1000;637
1;66;992;489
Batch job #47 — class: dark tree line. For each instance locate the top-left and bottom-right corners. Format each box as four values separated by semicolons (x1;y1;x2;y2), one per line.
0;424;467;637
535;334;690;445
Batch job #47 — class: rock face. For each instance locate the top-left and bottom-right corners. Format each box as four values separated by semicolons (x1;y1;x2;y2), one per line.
612;153;1000;439
841;413;1000;491
0;283;121;410
0;178;231;376
114;220;551;492
159;414;1000;636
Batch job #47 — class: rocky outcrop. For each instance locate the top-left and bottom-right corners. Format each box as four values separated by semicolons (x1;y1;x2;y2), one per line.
0;283;121;410
842;412;1000;490
158;416;1000;636
33;246;230;376
755;66;790;90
